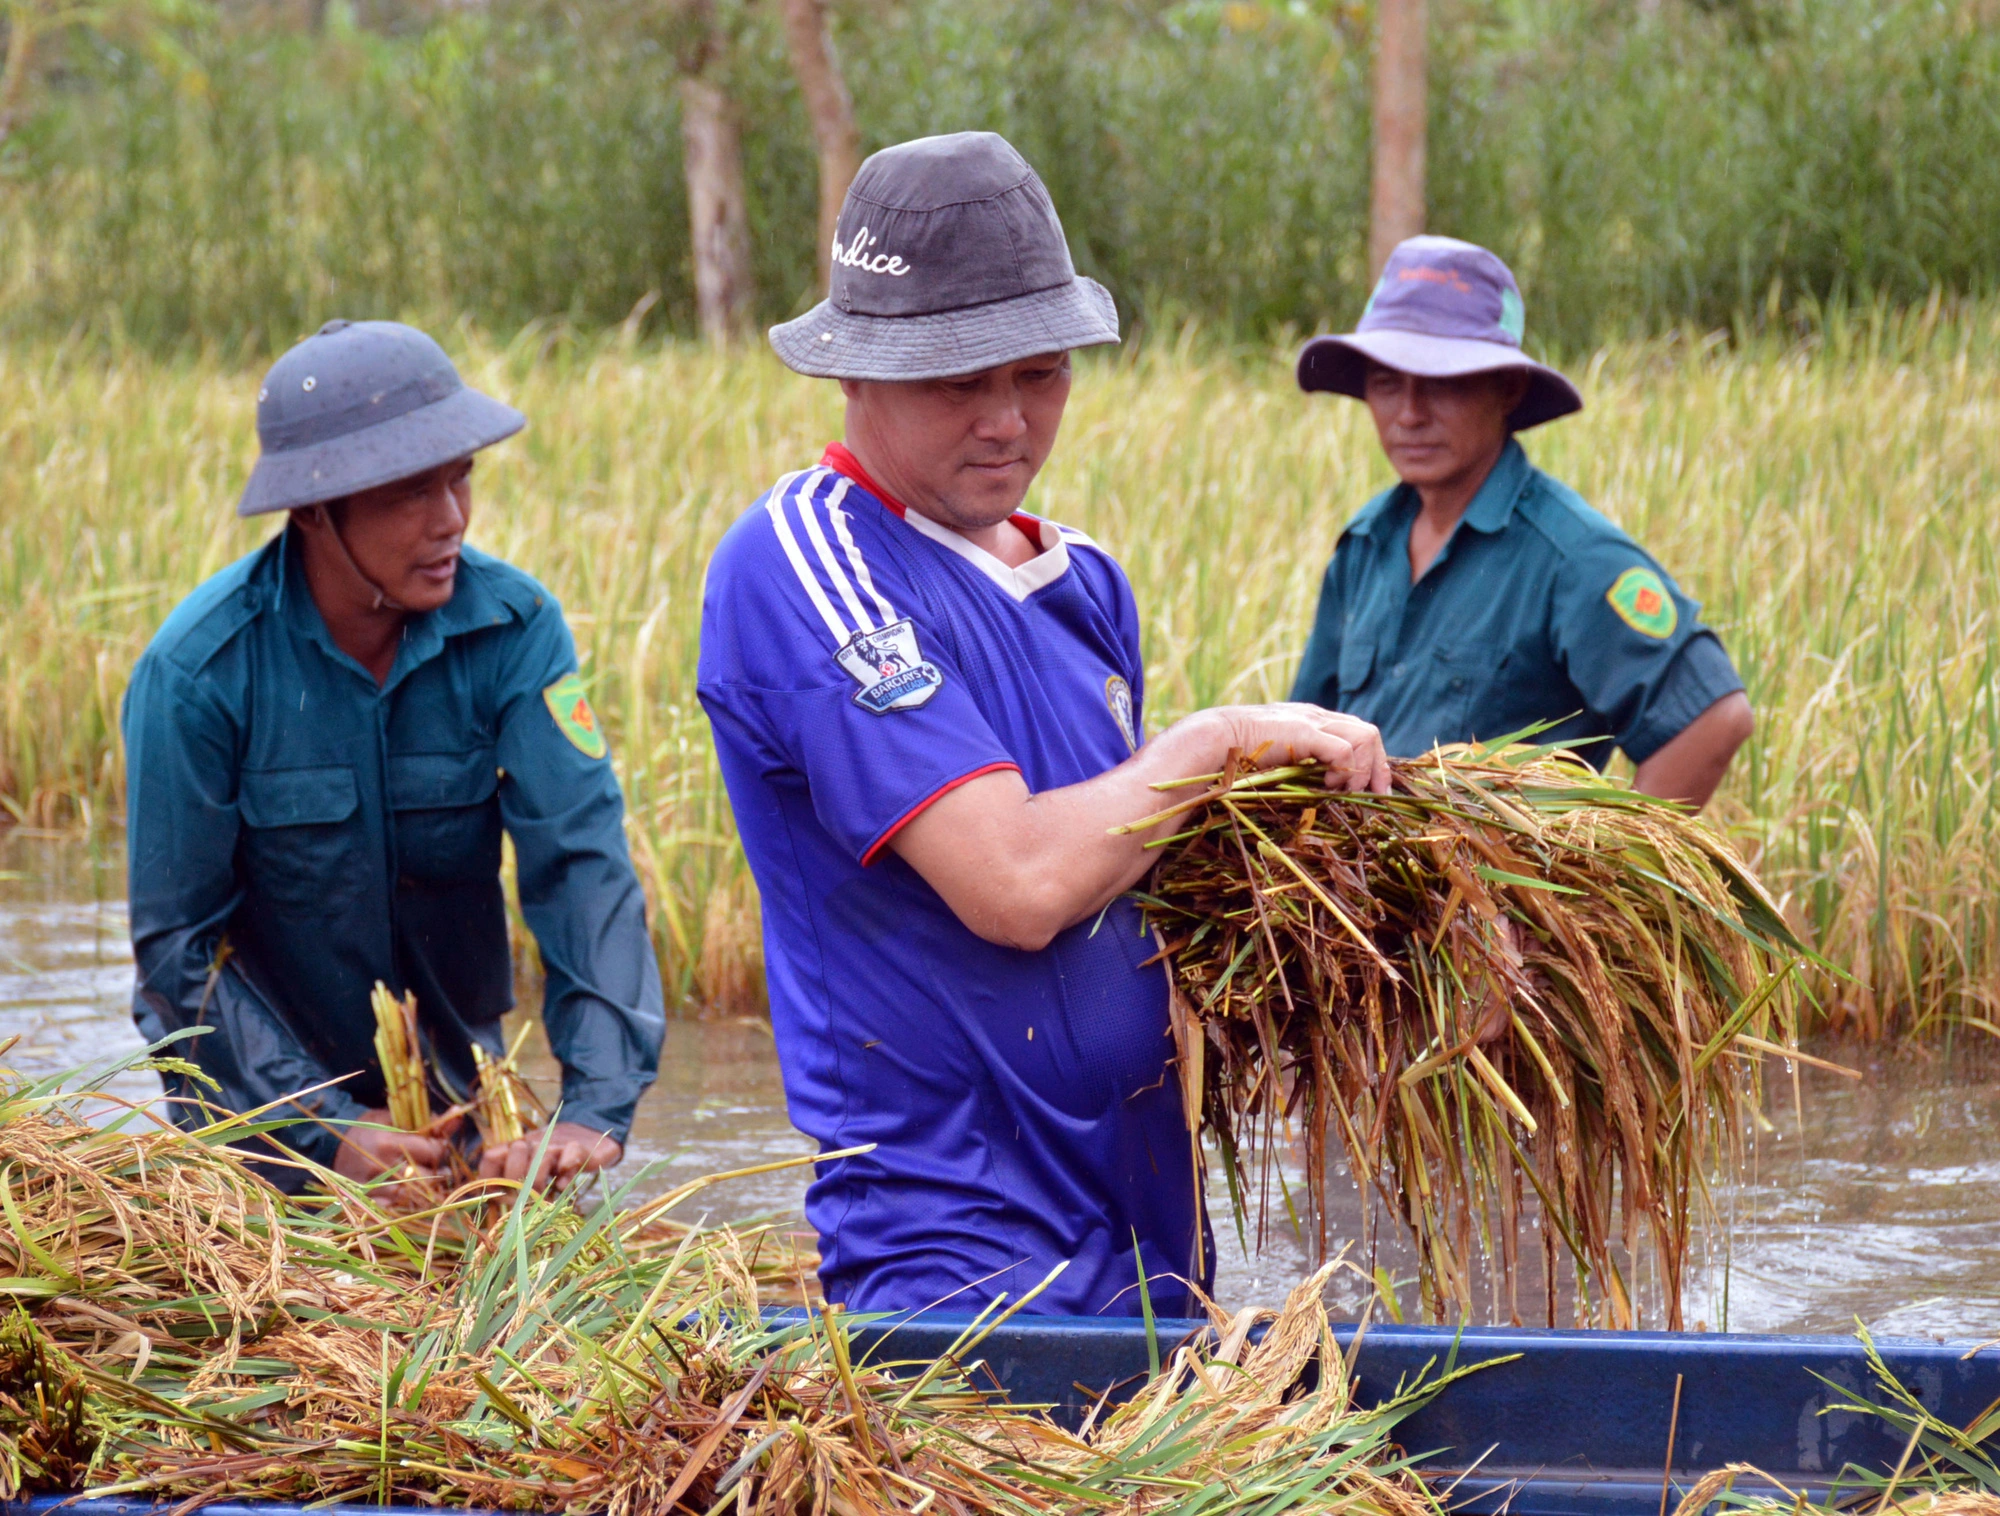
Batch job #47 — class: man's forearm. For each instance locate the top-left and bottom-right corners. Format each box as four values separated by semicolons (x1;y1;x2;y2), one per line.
1632;691;1754;810
889;715;1228;949
890;704;1388;951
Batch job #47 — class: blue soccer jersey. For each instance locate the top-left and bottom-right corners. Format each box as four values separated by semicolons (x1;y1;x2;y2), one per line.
698;446;1210;1318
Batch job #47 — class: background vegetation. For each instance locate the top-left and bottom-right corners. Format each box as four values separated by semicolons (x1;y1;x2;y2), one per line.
4;0;2000;352
5;306;1997;1034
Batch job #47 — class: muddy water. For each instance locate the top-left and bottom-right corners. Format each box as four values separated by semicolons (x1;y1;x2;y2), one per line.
4;832;1994;1336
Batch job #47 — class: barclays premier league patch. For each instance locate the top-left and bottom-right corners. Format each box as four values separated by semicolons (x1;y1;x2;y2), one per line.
835;618;944;714
1606;567;1678;639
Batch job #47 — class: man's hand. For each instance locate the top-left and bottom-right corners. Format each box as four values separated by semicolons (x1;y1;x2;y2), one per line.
890;701;1388;952
1196;703;1393;796
333;1108;452;1206
478;1121;622;1192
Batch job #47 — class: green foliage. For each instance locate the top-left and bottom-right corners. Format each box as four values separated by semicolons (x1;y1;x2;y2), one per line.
5;0;2000;350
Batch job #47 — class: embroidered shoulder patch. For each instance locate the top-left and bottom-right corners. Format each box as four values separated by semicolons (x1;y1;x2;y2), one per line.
1105;674;1138;753
835;618;943;714
1606;567;1678;639
543;673;608;758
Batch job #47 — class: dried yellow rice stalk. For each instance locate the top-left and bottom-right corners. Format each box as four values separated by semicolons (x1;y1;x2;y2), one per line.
369;980;431;1133
470;1023;542;1148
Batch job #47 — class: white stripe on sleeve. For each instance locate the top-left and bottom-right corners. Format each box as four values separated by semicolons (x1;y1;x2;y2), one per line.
825;476;898;623
795;469;878;634
764;472;851;646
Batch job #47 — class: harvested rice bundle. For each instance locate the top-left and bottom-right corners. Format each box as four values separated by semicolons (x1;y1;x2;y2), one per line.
1013;1258;1463;1516
370;979;432;1132
471;1023;545;1148
0;1046;1461;1516
1139;744;1817;1329
0;1049;293;1344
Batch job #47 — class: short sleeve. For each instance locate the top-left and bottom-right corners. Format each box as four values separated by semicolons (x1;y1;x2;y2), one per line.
1108;557;1146;736
1065;532;1149;742
698;475;1021;865
1551;542;1745;764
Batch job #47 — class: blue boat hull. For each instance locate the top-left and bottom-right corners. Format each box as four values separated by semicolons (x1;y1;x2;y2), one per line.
846;1317;1999;1513
7;1321;1995;1515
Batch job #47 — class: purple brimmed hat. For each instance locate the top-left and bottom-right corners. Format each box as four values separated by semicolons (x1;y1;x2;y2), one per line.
1296;236;1581;431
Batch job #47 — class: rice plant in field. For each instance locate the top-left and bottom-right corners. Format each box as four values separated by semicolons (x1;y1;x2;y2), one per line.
1;303;1997;1033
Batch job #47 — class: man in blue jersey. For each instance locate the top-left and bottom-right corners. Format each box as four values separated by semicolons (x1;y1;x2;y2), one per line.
698;132;1389;1318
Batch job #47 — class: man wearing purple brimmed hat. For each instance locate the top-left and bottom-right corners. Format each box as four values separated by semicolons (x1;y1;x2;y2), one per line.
700;131;1394;1319
1291;236;1753;806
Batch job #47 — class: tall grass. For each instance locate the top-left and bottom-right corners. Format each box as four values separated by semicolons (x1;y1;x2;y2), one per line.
5;0;2000;350
3;307;1997;1030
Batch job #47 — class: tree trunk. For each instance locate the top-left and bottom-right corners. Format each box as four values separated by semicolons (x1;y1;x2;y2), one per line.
1369;0;1427;279
0;6;37;144
679;71;755;343
778;0;861;295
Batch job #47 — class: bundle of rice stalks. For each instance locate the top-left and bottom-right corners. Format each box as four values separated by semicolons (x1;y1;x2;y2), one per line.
1137;743;1820;1329
1000;1257;1484;1516
370;980;432;1133
471;1024;546;1149
0;1044;1465;1516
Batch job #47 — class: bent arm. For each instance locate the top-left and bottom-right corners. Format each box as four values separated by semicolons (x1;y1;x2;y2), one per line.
890;703;1389;951
497;615;665;1147
1633;690;1753;810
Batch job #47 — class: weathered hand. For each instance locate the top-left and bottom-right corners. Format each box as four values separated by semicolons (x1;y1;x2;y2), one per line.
1204;703;1392;795
333;1108;453;1206
478;1121;622;1192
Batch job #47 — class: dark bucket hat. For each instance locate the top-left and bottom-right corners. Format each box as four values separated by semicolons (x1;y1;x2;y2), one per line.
769;132;1120;382
1296;236;1582;431
237;320;525;516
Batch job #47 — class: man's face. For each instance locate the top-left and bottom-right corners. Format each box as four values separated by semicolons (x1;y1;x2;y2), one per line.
315;457;475;614
841;352;1072;530
1362;364;1527;489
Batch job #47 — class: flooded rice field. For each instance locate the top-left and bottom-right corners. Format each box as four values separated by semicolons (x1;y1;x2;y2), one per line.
4;831;1994;1337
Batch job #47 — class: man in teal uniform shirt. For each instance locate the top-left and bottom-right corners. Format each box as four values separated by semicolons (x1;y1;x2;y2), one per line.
122;320;664;1193
1291;237;1753;806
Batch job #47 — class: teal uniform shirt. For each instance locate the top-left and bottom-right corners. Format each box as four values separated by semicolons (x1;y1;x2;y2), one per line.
1291;439;1743;763
122;529;665;1187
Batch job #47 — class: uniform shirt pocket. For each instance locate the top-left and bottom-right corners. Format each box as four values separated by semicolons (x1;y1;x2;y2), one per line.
238;765;363;913
1426;645;1477;746
389;747;502;884
1337;637;1377;698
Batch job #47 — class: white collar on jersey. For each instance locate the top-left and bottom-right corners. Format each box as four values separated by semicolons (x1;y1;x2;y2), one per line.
897;507;1072;602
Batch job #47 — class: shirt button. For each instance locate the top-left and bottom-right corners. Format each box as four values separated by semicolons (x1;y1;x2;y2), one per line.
1391;663;1406;678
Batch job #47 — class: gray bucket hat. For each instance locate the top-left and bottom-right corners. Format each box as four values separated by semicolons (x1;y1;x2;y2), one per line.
1296;236;1582;431
237;320;525;516
769;132;1120;381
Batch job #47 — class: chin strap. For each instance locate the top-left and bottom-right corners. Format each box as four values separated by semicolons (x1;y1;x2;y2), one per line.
314;503;410;614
